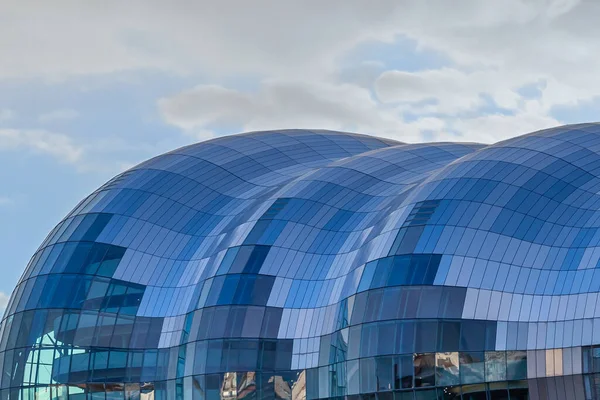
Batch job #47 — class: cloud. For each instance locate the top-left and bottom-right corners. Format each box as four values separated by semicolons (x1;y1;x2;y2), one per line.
430;111;561;143
38;109;79;123
0;196;13;206
0;291;9;314
158;78;565;144
0;1;406;80
159;80;435;142
2;0;599;145
375;68;523;115
0;127;167;175
0;129;83;164
148;0;597;143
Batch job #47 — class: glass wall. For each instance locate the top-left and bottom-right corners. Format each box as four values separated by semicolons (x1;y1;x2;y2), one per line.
4;126;600;399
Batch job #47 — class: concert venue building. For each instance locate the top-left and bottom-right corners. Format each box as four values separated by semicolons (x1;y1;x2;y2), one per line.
3;124;600;399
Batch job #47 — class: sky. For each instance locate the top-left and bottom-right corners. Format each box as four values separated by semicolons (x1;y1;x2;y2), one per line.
1;0;599;310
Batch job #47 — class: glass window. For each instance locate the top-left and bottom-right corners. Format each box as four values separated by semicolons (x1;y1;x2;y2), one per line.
242;306;264;337
204;374;222;400
110;316;134;348
418;287;442;318
275;340;292;370
347;359;360;395
409;254;432;285
583;346;592;373
414;353;435;387
359;357;377;393
485;351;506;382
350;291;368;325
370;258;393;289
260;307;282;338
414;389;438;400
363;289;383;322
415;321;437;353
438;321;460;352
375;356;394;391
259;341;276;371
396;321;415;354
592;346;600;373
506;350;527;380
381;287;402;320
360;323;378;358
485;321;497;351
460;320;486;351
388;256;411;286
436;352;460;386
231;340;259;371
348;325;361;360
358;262;376;292
394;355;413;389
440;287;466;318
217;275;240;305
377;322;397;355
250;275;275;305
218;247;240;275
460;351;485;384
394;391;414;400
224;306;246;338
400;287;420;319
25;309;47;347
205;340;223;373
73;312;99;347
207;307;228;339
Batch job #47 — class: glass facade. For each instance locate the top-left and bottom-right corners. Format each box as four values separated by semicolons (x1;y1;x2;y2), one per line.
3;124;600;399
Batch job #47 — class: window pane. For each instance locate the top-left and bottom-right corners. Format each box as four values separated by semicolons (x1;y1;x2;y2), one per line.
436;352;460;386
414;353;435;387
506;350;527;380
460;351;485;384
375;356;393;391
485;351;506;382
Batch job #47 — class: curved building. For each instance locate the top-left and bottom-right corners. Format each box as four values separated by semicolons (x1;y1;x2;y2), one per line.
3;124;600;399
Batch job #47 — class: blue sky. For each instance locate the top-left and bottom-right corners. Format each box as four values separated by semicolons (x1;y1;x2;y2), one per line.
0;0;598;308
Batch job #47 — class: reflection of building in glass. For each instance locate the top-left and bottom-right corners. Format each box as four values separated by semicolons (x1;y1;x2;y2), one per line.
221;373;237;400
6;125;600;399
291;371;306;400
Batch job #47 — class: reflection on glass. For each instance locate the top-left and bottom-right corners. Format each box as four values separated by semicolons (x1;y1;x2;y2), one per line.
506;351;527;381
460;352;485;384
414;353;435;387
291;370;306;400
436;352;459;386
485;351;506;382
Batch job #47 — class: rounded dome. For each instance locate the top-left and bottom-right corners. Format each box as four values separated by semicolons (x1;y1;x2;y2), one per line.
2;125;600;399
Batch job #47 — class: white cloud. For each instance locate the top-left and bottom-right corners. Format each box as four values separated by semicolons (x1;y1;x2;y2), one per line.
0;291;9;314
0;1;405;80
0;127;168;175
2;0;600;144
150;0;600;143
0;196;13;206
38;109;79;123
432;112;561;143
0;129;83;164
159;80;433;142
375;68;524;115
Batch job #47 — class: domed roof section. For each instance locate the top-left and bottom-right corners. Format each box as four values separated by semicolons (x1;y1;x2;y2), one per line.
20;130;399;288
8;124;600;321
5;125;600;396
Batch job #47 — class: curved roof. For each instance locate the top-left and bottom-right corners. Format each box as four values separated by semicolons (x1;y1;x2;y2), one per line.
3;123;600;397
